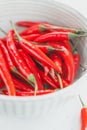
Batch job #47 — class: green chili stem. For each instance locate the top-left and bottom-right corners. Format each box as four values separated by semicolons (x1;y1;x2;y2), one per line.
79;95;86;108
56;73;63;89
0;27;7;35
12;68;34;88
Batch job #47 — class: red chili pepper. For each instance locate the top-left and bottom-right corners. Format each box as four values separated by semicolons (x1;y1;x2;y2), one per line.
0;40;17;72
1;37;7;43
16;21;84;34
18;49;44;90
0;47;15;96
0;79;5;89
50;52;62;74
14;31;62;74
38;69;59;89
12;22;74;75
43;65;50;76
47;42;75;84
35;58;50;76
38;23;84;34
73;52;80;77
6;30;37;86
20;24;50;36
34;31;84;43
12;76;34;91
35;44;62;54
3;89;55;96
19;41;62;74
22;34;42;41
62;40;72;52
16;21;47;27
79;96;87;130
0;39;34;87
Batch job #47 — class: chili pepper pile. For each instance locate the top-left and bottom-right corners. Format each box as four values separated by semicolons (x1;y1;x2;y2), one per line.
0;20;84;96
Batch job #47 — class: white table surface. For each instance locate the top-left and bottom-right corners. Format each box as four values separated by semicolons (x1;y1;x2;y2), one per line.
0;0;87;130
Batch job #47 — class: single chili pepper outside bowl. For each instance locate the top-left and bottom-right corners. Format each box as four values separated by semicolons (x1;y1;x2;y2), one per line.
0;0;87;118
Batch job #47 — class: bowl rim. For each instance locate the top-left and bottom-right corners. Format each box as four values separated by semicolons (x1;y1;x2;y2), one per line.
0;0;87;101
0;73;87;101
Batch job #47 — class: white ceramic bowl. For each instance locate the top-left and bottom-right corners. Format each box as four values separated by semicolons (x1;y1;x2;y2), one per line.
0;0;87;118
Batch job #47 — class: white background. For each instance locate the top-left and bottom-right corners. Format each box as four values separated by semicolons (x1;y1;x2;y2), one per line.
0;0;87;130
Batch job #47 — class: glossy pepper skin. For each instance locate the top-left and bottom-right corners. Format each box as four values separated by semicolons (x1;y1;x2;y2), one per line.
0;76;34;92
0;40;35;87
12;76;34;91
38;69;58;89
0;79;5;89
0;47;15;96
0;40;16;72
18;49;44;90
3;89;54;96
47;42;75;84
34;31;81;43
50;52;62;74
79;96;87;130
16;21;47;27
16;21;83;34
20;24;49;36
6;30;36;85
35;44;62;54
62;40;72;52
17;36;62;74
22;34;42;41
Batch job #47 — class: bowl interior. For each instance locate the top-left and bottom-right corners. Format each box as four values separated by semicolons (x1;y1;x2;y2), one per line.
0;0;87;98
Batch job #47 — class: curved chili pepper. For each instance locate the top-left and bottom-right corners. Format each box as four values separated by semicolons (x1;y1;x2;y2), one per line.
34;31;85;43
12;76;34;91
79;96;87;130
0;40;34;87
73;52;80;77
34;58;50;76
38;69;59;89
62;40;72;52
0;40;17;72
3;89;55;96
38;23;86;34
35;44;62;54
48;42;75;84
50;52;62;74
11;22;72;75
16;21;47;27
1;37;6;44
22;34;42;41
43;65;50;76
19;41;62;74
18;49;44;90
0;79;5;89
0;47;15;96
16;21;85;34
20;24;50;36
12;27;62;75
6;30;37;87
